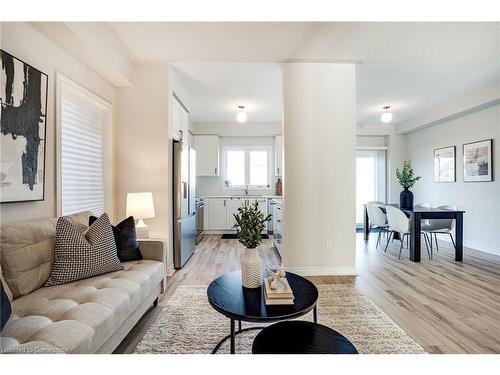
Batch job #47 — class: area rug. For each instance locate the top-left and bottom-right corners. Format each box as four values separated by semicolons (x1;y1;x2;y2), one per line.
134;284;425;354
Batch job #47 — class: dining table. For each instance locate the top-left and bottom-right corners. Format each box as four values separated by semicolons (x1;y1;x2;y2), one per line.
363;203;465;262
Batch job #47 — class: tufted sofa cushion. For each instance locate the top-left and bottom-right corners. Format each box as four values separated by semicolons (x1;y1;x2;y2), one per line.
0;211;92;299
0;260;164;353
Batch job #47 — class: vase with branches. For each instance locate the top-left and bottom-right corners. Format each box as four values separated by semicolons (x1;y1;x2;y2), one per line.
395;160;421;209
233;202;272;288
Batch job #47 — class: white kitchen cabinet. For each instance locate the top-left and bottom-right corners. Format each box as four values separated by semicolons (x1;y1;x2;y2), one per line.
203;201;210;230
194;135;219;176
253;198;268;218
273;200;283;254
209;199;227;230
226;197;245;230
246;198;268;232
171;96;189;142
275;135;283;176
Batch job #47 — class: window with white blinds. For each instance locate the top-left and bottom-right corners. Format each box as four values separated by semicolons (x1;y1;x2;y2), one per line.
57;75;113;218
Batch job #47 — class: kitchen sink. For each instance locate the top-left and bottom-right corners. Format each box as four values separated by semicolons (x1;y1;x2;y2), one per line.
230;195;264;199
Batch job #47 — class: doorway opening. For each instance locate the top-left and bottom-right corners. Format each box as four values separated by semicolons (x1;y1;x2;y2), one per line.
356;149;387;227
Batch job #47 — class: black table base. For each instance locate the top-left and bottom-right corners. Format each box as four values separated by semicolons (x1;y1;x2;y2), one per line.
212;306;318;354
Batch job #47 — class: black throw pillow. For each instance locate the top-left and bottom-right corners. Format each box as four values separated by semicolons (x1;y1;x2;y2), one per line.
89;215;143;262
1;282;11;330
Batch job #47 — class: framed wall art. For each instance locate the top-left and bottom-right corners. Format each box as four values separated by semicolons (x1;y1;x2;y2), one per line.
463;139;493;182
434;146;456;182
1;50;48;203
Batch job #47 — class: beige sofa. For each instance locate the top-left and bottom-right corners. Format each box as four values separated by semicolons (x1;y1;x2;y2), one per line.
0;211;166;354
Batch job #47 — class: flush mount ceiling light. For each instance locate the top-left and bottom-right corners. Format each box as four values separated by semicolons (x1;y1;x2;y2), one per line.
236;105;248;123
380;106;393;123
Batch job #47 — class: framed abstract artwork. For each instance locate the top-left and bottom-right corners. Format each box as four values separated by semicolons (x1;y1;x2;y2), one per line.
434;146;455;182
1;50;48;203
463;139;493;182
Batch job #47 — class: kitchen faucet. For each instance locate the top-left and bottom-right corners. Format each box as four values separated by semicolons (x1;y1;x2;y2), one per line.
244;185;249;195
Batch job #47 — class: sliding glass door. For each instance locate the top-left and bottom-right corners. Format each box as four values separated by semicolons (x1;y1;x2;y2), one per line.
356;149;387;227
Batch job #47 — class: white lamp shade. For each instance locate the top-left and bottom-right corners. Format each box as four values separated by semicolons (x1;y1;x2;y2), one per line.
236;111;247;123
126;192;155;220
381;111;393;123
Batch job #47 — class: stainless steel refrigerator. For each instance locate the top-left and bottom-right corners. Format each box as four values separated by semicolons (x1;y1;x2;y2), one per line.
173;140;196;269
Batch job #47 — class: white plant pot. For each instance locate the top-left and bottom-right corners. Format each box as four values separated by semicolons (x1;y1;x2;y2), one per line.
241;247;262;288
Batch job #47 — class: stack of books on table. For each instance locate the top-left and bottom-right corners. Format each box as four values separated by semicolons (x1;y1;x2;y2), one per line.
264;278;295;305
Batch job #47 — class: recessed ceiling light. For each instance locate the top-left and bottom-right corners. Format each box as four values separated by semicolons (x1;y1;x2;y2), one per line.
381;106;393;123
236;105;247;123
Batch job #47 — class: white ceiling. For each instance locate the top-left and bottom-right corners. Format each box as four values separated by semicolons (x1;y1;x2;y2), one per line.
107;23;500;123
172;64;282;123
109;22;321;63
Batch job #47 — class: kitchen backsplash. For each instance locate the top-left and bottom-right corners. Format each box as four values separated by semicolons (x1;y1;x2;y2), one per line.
196;176;278;197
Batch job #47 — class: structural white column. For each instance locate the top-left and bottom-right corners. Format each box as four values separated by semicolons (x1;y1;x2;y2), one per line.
282;63;357;275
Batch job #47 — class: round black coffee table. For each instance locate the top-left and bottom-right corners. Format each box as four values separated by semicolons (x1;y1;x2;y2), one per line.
207;271;319;354
252;321;358;354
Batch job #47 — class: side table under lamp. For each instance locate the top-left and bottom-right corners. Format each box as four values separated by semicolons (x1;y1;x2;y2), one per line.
126;192;155;239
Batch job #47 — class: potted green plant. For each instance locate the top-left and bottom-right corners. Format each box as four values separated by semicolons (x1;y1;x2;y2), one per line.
233;202;272;288
396;160;421;209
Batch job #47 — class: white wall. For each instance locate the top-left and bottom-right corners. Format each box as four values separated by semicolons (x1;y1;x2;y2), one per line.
1;22;117;224
356;135;386;147
283;63;357;275
192;122;281;137
407;104;500;255
115;64;170;241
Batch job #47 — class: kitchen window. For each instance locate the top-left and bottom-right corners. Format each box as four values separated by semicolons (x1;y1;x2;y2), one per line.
222;146;271;189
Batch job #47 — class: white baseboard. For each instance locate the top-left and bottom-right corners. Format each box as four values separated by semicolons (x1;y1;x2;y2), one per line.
438;236;499;256
284;266;358;277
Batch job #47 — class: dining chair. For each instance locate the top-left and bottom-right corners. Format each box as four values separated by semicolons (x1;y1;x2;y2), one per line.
414;202;432;244
422;205;457;252
366;203;389;249
385;206;431;259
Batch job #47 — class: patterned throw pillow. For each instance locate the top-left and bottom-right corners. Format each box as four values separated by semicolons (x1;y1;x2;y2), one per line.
45;213;124;287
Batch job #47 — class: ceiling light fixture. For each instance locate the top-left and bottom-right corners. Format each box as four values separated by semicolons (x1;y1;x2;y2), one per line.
380;106;393;123
236;105;248;123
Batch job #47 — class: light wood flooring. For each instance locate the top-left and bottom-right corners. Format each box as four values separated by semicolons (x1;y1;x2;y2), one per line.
115;233;500;354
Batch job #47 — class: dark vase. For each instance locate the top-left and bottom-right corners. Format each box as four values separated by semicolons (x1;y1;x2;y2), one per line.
399;188;414;210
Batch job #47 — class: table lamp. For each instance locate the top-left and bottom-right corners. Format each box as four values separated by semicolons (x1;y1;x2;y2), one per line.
126;192;155;239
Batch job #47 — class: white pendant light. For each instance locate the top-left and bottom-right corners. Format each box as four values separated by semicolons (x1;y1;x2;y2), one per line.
236;105;247;123
381;106;393;123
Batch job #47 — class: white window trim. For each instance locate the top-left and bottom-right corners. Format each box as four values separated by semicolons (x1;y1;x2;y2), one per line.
56;73;114;220
221;145;272;190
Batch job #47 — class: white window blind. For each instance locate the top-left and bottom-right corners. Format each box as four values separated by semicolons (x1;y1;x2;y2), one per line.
59;77;112;217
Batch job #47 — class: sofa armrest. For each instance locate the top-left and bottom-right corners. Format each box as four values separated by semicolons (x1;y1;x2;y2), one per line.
138;239;167;263
138;239;168;293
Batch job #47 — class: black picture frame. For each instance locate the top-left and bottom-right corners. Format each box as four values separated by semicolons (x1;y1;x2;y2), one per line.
1;49;48;203
463;139;493;182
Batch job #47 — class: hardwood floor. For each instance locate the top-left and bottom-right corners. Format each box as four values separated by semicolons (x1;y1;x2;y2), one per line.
115;233;500;354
